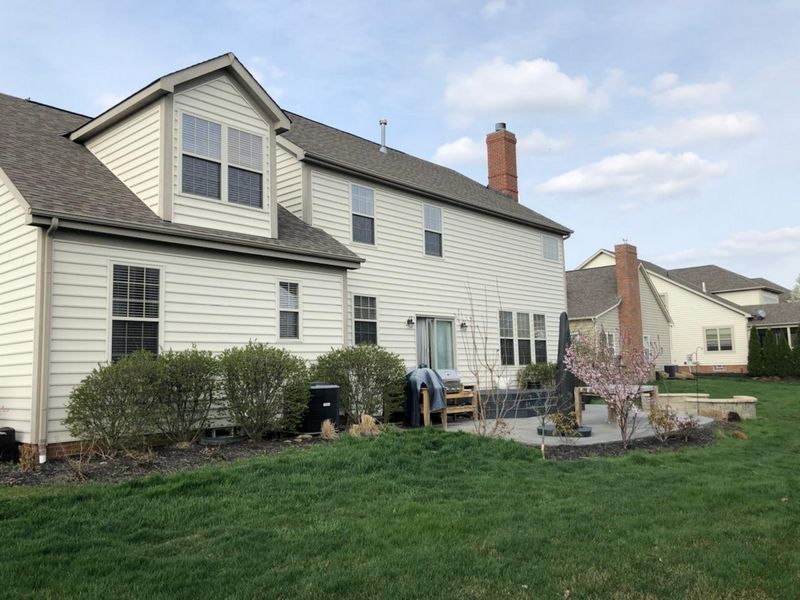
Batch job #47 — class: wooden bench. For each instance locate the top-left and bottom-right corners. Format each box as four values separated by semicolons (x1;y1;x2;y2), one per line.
421;385;478;429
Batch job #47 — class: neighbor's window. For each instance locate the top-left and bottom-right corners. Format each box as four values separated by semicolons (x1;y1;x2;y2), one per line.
705;327;733;352
499;311;515;365
643;334;652;359
542;235;560;261
517;313;532;365
227;127;263;208
605;332;616;354
111;264;160;360
279;282;300;339
533;314;547;363
353;295;378;345
182;114;222;199
351;184;375;244
423;204;443;257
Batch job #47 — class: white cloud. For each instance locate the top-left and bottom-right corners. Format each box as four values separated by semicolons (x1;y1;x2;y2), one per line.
432;129;568;167
611;112;761;147
248;56;285;99
518;129;570;154
537;150;727;197
481;0;507;17
444;58;607;123
654;228;800;272
432;136;484;166
649;73;731;108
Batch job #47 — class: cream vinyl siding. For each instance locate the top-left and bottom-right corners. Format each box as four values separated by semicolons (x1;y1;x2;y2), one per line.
308;168;567;383
581;252;616;269
594;307;620;339
639;271;671;368
86;102;162;217
173;74;272;237
0;182;37;442
716;289;779;306
649;275;748;367
276;144;303;219
46;232;344;443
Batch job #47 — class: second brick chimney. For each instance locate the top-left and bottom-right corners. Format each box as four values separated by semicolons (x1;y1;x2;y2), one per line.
615;243;644;357
486;123;518;201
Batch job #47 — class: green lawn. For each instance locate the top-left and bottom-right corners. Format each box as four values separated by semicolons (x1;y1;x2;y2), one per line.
2;378;799;599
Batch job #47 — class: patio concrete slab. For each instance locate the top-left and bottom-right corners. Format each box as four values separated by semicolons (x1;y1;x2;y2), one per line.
443;404;714;446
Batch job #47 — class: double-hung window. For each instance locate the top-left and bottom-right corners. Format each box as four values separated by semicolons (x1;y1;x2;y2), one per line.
182;114;222;199
643;334;652;359
353;295;378;345
279;282;300;339
351;184;375;244
605;332;616;354
227;127;263;208
111;264;160;360
542;235;560;261
499;311;515;365
423;205;443;257
533;314;548;363
517;313;532;365
705;327;732;352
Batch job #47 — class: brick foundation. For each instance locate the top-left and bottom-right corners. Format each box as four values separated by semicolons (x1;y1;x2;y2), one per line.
677;364;747;374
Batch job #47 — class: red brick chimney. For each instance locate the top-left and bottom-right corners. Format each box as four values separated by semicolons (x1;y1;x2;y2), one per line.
486;123;518;201
614;243;644;357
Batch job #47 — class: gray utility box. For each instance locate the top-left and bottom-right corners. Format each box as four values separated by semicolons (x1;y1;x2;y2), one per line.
300;384;340;434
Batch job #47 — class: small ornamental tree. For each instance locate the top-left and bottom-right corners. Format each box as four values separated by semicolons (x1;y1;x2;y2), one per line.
311;345;406;424
747;328;765;377
776;334;792;378
564;332;659;448
763;330;779;377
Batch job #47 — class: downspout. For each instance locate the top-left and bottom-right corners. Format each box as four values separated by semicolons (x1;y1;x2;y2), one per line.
36;217;58;463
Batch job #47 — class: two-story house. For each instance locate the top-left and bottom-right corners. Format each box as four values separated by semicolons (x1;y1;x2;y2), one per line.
0;54;571;458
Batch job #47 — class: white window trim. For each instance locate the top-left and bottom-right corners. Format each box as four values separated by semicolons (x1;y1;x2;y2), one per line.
422;203;444;259
416;314;458;370
703;326;734;353
352;294;379;345
532;313;548;363
542;234;560;262
179;110;267;211
499;310;515;366
349;182;377;246
106;260;165;362
277;280;302;342
516;312;532;365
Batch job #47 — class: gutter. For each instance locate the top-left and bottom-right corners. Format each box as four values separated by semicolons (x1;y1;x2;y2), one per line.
27;212;363;269
302;154;573;238
33;217;58;463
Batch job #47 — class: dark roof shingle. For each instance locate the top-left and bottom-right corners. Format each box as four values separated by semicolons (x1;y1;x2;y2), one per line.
566;266;620;319
742;302;800;327
0;93;361;265
282;112;571;235
668;265;766;293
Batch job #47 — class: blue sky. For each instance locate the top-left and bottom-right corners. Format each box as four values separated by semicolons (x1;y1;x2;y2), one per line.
2;0;798;286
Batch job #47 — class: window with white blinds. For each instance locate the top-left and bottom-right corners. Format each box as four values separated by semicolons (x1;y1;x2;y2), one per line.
181;113;264;208
279;282;300;339
111;264;160;360
424;205;443;257
351;184;375;244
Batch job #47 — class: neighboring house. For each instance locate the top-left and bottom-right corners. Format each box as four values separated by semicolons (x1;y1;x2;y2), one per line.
577;248;752;373
566;243;672;368
667;265;786;306
0;53;571;457
744;303;800;349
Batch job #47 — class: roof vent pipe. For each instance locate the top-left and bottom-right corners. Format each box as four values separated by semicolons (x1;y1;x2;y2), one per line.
702;281;707;292
379;118;388;153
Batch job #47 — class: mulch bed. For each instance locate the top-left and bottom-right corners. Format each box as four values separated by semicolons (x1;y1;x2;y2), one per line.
1;436;323;488
544;422;726;461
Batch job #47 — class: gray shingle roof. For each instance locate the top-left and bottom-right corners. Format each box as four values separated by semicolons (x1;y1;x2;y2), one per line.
668;265;766;293
742;302;800;327
281;111;572;235
0;93;361;265
566;266;620;319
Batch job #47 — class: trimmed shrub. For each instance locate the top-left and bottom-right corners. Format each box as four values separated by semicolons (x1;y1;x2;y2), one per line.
311;345;406;424
763;331;779;376
776;334;792;378
516;362;556;389
219;342;310;439
151;346;219;445
64;351;158;455
747;328;764;377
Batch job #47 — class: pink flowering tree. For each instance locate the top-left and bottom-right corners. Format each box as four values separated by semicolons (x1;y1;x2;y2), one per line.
564;332;660;448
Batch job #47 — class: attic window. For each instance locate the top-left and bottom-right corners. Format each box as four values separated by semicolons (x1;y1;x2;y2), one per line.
351;184;375;244
423;205;443;257
228;127;263;208
182;114;221;199
542;235;560;261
